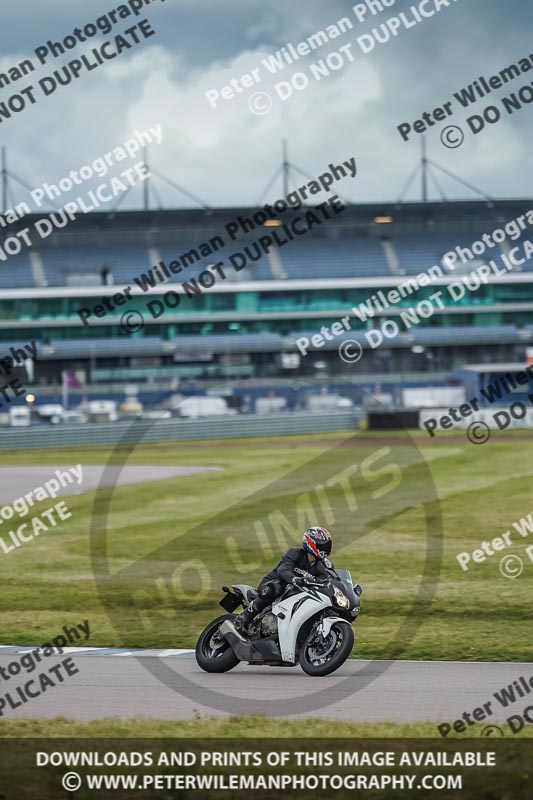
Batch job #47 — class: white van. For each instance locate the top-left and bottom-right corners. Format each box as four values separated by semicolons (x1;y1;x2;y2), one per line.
9;406;31;427
178;396;236;418
36;404;65;424
78;400;118;423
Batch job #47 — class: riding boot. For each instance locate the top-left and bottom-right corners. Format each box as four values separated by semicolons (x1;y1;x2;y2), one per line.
234;602;258;634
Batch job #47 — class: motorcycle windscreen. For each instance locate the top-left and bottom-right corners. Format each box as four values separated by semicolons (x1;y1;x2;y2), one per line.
334;568;353;586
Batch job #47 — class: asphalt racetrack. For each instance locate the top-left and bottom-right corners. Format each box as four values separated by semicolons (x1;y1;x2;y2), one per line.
0;648;527;725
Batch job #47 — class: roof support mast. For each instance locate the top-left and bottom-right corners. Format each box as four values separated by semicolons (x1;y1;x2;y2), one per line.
143;146;150;211
282;139;289;198
2;147;7;216
396;138;493;204
421;136;428;203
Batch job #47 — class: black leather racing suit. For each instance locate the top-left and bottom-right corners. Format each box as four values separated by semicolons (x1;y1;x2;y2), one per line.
248;547;329;617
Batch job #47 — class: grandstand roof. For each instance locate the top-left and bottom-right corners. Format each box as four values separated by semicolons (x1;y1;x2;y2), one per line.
17;326;532;360
170;334;284;353
3;197;532;240
452;363;531;373
289;325;526;351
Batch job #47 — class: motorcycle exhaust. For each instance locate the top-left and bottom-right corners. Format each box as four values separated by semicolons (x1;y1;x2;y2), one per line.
219;620;261;662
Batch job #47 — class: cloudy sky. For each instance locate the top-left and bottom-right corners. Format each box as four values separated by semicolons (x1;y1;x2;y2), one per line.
0;0;531;210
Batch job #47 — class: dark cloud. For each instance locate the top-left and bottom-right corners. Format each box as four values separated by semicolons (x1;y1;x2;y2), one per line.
0;0;530;207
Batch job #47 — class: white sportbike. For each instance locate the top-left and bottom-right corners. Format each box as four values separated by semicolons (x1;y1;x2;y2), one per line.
195;566;362;677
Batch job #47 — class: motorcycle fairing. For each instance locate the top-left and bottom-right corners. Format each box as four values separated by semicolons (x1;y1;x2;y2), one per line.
231;584;257;603
320;615;353;637
273;589;330;663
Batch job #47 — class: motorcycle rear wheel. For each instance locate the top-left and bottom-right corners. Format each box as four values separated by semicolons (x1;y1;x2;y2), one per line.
299;621;354;677
195;614;240;673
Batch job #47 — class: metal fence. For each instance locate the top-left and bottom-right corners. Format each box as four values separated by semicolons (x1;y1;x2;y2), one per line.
0;411;364;450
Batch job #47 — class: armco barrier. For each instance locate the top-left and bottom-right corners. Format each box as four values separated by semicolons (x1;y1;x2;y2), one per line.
368;410;420;429
0;411;364;450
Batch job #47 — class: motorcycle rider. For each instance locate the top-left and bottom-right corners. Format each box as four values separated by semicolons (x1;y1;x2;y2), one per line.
233;526;333;634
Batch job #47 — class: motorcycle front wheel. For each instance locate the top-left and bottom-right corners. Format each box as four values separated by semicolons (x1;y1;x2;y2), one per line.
195;614;240;673
299;621;354;677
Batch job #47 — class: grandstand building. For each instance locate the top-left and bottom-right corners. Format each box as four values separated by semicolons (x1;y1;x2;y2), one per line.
1;198;532;395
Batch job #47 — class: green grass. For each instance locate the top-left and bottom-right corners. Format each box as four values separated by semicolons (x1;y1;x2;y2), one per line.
0;430;532;661
2;715;532;738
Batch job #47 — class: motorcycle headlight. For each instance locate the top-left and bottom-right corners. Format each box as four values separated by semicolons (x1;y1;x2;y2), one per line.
333;587;350;609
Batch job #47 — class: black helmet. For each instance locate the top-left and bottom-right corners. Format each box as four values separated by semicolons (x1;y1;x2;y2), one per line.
302;526;332;560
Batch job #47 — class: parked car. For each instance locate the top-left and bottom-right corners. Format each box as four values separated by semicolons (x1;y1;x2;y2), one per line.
178;396;237;418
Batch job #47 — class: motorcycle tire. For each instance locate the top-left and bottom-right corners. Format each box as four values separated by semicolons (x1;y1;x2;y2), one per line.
195;614;240;673
299;621;354;677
